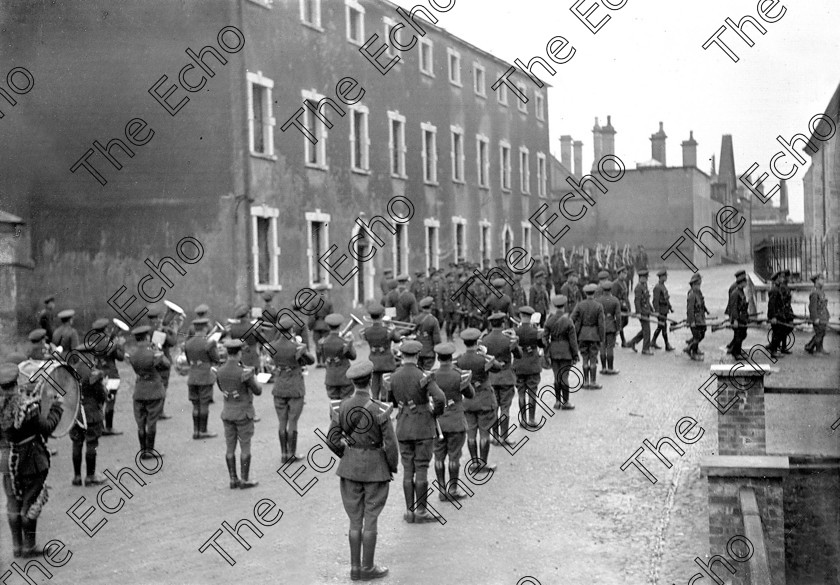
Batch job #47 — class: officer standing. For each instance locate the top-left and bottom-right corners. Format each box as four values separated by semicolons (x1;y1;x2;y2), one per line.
217;339;262;489
360;304;403;401
127;325;170;459
413;297;441;371
571;284;606;389
560;271;582;315
612;266;630;348
727;272;750;359
52;309;80;357
69;340;108;486
309;283;333;367
628;269;653;355
185;318;221;440
326;361;398;581
651;269;675;351
396;275;419;323
321;314;357;402
512;307;543;429
597;281;621;375
542;295;578;410
482;313;519;444
529;271;550;327
36;296;56;343
685;273;708;361
805;274;830;355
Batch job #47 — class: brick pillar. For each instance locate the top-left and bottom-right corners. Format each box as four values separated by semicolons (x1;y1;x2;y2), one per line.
709;364;775;456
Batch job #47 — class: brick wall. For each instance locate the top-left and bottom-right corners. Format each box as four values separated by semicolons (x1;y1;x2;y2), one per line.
713;368;767;456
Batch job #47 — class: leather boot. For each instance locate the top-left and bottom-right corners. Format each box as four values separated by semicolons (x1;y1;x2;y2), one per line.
434;460;448;502
145;430;156;458
448;461;467;500
412;481;435;523
349;530;363;581
85;451;106;485
360;531;388;580
402;480;415;523
192;414;201;439
589;368;602;390
581;367;590;389
226;455;239;489
279;431;288;464
199;414;217;438
240;454;259;488
287;431;299;461
479;439;497;471
21;518;39;557
137;430;147;456
467;439;479;473
8;514;22;558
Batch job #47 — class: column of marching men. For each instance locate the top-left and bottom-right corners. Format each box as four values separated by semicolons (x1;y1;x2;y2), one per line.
0;255;833;569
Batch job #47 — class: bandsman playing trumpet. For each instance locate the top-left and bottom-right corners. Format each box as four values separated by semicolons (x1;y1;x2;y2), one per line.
128;325;170;460
482;312;520;445
321;314;358;403
90;318;126;436
360;303;403;401
413;297;441;371
69;340;109;487
185;318;221;440
146;306;179;420
543;295;579;410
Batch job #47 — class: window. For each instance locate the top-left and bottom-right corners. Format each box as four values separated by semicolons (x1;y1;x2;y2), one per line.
247;72;275;157
300;0;322;29
349;104;370;172
383;17;396;58
346;0;365;45
251;206;281;290
497;73;508;106
419;38;434;77
499;141;511;191
424;218;440;271
520;222;531;258
539;229;550;259
537;152;547;197
393;223;408;276
450;126;465;183
422;122;438;184
302;89;328;169
388;111;406;178
476;134;489;188
535;91;545;121
473;63;486;97
517;83;528;113
519;147;530;193
447;48;461;86
479;221;491;266
453;217;467;263
306;210;331;287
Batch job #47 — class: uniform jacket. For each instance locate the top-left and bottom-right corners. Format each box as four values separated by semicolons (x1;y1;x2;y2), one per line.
724;281;738;316
809;289;830;322
154;325;178;360
571;298;606;343
560;282;582;315
362;323;401;372
185;336;221;386
728;287;749;325
512;324;543;375
412;312;441;357
128;344;170;401
457;350;500;411
320;332;356;386
410;280;429;300
52;325;79;355
431;363;474;433
767;285;794;322
217;359;262;421
597;292;621;334
96;341;125;379
482;328;519;386
73;355;108;425
686;289;708;327
37;309;54;341
27;343;50;361
542;312;579;360
634;282;652;316
389;363;445;441
511;283;527;314
228;320;262;369
652;282;673;315
0;391;63;477
309;298;333;332
611;280;630;310
383;289;399;310
396;289;418;323
528;286;550;318
269;336;315;398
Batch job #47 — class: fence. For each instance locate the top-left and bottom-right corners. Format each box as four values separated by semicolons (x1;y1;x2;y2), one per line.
754;234;839;282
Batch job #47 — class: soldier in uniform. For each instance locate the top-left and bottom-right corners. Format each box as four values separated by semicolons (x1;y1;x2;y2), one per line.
217;339;262;489
634;245;648;275
597;281;621;375
611;266;631;348
396;274;419;323
543;295;578;410
309;283;333;368
410;270;429;300
261;293;277;325
290;298;312;350
484;278;513;327
382;279;400;312
650;269;675;351
442;272;461;340
685;273;708;361
805;274;830;355
387;340;445;524
571;284;606;389
127;325;170;459
511;272;527;317
430;342;474;503
413;297;441;371
326;361;397;581
457;329;502;472
724;269;748;352
228;304;262;370
482;313;519;444
26;329;50;361
560;271;582;315
147;306;178;420
528;271;550;327
379;268;394;298
36;296;55;343
767;269;794;358
0;361;63;558
90;318;125;436
512;306;543;429
360;304;403;401
186;303;211;339
69;340;108;486
185;318;221;440
268;316;315;464
727;272;750;359
52;309;80;358
628;269;654;355
321;313;357;403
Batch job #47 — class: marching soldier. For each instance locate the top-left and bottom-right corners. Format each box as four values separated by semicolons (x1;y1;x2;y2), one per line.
326;361;397;581
90;318;125;436
69;340;108;487
428;268;445;325
382;279;399;311
484;278;513;325
396;274;419;323
634;245;648;275
512;306;543;429
268;316;315;464
595;270;611;297
321;313;357;402
511;272;527;317
36;296;55;343
309;283;333;368
228;305;262;370
443;272;461;340
185;318;221;440
127;325;170;459
482;313;519;444
387;340;445;524
805;274;830;355
628;269;654;355
431;343;474;503
560;271;582;315
291;298;312;350
360;304;403;401
187;304;211;339
685;273;708;361
457;329;502;472
727;272;750;359
26;329;51;361
651;269;675;351
146;306;178;420
528;271;550;327
571;284;606;389
410;270;429;300
52;309;80;357
413;297;441;371
767;269;794;358
597;281;621;375
217;339;262;489
543;296;578;410
611;266;631;348
724;269;748;352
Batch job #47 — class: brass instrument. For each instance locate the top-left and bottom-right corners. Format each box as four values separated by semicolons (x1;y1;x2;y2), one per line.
340;314;365;338
207;321;227;343
365;316;417;331
163;300;186;332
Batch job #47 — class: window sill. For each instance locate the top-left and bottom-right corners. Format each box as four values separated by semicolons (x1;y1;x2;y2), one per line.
352;168;371;176
347;37;364;47
452;178;465;185
255;284;283;292
390;173;407;180
423;181;440;187
305;163;328;171
309;282;333;290
246;0;272;8
421;70;435;78
301;21;324;32
475;92;487;99
499;101;509;108
250;151;277;161
502;187;512;193
449;80;462;88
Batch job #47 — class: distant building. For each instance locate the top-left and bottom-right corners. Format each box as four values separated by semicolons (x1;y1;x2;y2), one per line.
803;81;840;241
750;179;804;243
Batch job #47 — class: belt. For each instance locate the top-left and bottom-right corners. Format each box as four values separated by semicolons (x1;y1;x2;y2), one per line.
275;366;298;373
190;360;206;367
325;357;342;366
10;436;36;447
370;347;387;354
347;444;382;451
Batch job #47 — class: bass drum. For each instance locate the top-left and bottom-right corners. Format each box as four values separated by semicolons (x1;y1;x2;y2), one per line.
19;360;81;437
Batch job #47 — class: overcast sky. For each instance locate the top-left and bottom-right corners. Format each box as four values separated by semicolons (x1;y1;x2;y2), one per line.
393;0;840;222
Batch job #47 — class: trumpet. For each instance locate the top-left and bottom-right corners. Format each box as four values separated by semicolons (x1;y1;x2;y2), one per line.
364;316;417;331
206;321;228;343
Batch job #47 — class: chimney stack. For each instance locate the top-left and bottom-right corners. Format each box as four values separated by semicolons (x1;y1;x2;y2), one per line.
560;135;573;172
573;140;583;179
681;130;698;168
592;117;603;170
650;121;667;166
779;179;789;220
600;115;616;172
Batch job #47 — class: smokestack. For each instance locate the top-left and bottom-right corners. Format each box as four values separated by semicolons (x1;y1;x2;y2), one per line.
592;117;603;170
681;130;698;168
573;140;583;179
560;135;573;171
600;115;616;172
779;179;789;220
650;121;667;166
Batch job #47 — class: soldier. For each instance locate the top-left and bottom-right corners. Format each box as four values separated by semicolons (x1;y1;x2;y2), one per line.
543;295;578;410
724;269;748;352
387;340;445;524
430;343;474;503
560;271;582;315
542;255;554;296
25;329;50;361
36;296;55;343
727;272;750;359
217;339;262;489
290;298;312;350
597;281;621;375
482;313;519;443
185;318;221;440
685;273;708;361
413;297;442;371
382;279;399;311
512;306;543;429
186;303;211;339
69;340;108;486
510;272;527;317
612;266;631;348
90;318;125;436
395;274;418;323
628;269;654;355
634;245;648;275
650;269;675;351
767;269;794;358
484;278;513;326
309;283;333;368
443;272;461;340
321;313;357;402
805;274;830;355
379;268;394;298
457;329;502;473
571;284;606;389
529;271;550;327
360;304;402;402
261;293;277;325
268;316;315;463
52;309;80;357
127;325;170;459
326;361;397;581
146;306;178;420
228;304;262;371
410;270;429;300
595;270;611;297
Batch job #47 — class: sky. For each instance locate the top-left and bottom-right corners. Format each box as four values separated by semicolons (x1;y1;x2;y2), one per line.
392;0;840;222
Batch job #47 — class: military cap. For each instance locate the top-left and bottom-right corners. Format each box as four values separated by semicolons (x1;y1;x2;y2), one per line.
57;309;75;320
810;273;823;283
0;364;19;385
638;269;649;277
368;303;385;318
489;311;507;321
223;338;244;351
28;328;47;342
415;270;425;278
494;257;506;265
325;313;344;327
91;318;110;331
597;270;610;280
734;269;747;278
459;328;481;342
234;304;250;319
583;283;598;294
689;273;702;285
419;296;434;309
383;268;393;275
314;282;329;291
192;317;209;326
617;265;628;273
397;273;410;282
346;360;374;380
534;270;545;279
518;305;535;316
564;269;576;277
43;295;55;304
434;342;456;357
195;304;210;315
399;339;423;355
277;315;295;330
132;325;152;336
600;280;613;290
736;272;748;283
146;306;161;318
261;292;274;302
551;295;567;307
491;278;507;288
657;269;667;277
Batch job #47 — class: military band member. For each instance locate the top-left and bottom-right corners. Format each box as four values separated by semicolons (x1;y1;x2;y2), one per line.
513;307;543;428
482;313;519;444
429;268;446;324
185;318;221;440
413;297;442;371
0;362;63;558
147;306;178;420
560;271;582;315
321;313;357;402
727;272;750;359
90;318;125;436
484;278;513;326
388;340;445;524
228;304;262;370
217;339;262;489
26;329;51;361
186;303;211;339
612;266;630;347
52;309;80;358
326;361;397;581
650;269;675;351
268;316;315;464
805;274;830;355
685;273;708;361
597;281;621;375
410;270;429;300
360;304;402;402
36;296;55;343
511;272;527;317
543;296;578;410
127;325;170;459
70;340;108;486
529;271;551;327
457;329;502;472
290;299;312;350
767;269;794;358
628;269;653;355
309;283;333;368
395;274;419;323
571;284;606;389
